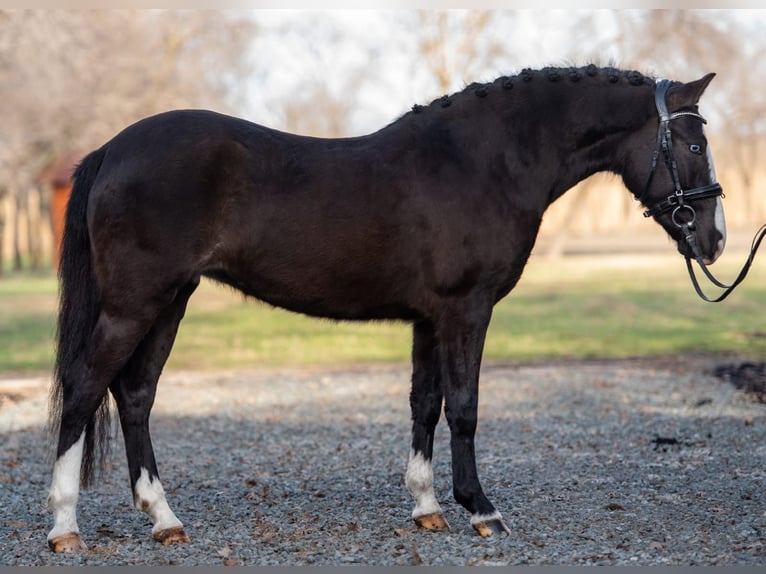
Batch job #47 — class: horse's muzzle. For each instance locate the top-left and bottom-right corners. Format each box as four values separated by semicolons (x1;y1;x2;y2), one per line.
704;237;725;265
675;223;724;266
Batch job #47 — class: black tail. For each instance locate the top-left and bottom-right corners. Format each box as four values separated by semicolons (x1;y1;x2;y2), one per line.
48;147;110;488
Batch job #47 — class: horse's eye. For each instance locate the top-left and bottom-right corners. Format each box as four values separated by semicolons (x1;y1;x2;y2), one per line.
690;144;702;154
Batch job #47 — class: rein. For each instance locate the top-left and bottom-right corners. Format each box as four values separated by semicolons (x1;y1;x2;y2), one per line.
643;79;765;303
684;223;766;302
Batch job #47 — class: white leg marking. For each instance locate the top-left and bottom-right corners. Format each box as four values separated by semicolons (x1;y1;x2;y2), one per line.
134;467;183;534
406;450;442;518
470;510;504;526
47;431;85;544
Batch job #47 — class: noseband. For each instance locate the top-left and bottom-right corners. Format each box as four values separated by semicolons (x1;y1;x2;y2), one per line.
641;79;766;303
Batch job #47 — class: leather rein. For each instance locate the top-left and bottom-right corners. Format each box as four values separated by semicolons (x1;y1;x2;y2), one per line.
642;79;766;303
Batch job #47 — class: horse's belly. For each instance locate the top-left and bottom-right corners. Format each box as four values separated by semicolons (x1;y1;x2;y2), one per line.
203;258;418;322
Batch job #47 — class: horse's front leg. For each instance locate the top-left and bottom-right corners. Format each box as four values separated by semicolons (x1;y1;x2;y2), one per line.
406;320;449;531
438;304;510;537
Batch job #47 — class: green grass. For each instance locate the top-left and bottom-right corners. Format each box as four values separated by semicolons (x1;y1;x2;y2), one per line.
485;254;766;361
1;250;765;377
0;274;59;375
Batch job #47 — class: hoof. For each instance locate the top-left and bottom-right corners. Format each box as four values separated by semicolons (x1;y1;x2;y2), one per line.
414;512;450;531
153;526;190;546
472;517;511;538
48;532;87;553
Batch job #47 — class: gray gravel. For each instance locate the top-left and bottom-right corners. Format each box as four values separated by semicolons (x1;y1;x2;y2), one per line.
1;356;764;566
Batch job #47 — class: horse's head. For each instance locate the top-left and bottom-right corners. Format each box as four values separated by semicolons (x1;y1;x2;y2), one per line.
625;73;726;265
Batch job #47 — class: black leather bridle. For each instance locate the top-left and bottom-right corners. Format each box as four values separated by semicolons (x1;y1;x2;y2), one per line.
641;79;766;302
641;79;723;224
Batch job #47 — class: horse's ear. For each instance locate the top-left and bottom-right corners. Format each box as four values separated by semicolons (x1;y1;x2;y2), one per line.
667;73;716;110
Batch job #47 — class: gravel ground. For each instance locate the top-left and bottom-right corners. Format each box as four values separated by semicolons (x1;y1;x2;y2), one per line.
1;356;764;566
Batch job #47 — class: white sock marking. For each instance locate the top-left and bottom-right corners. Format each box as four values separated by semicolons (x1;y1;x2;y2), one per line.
47;431;85;542
406;450;442;518
134;467;183;534
470;510;503;525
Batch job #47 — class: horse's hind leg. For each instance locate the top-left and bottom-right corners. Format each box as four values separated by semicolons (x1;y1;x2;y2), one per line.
109;278;199;545
48;308;162;552
406;320;449;531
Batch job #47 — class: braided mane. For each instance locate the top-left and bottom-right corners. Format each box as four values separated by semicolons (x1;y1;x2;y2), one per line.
409;64;653;115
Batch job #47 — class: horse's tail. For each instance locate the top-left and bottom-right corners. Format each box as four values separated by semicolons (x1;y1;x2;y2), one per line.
49;146;109;488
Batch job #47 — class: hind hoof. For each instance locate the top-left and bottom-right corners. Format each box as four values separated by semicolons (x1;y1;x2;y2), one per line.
472;515;510;537
414;512;450;531
48;532;87;553
154;526;190;546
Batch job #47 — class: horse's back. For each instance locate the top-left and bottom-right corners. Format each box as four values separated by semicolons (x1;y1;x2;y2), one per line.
82;111;423;318
81;109;526;322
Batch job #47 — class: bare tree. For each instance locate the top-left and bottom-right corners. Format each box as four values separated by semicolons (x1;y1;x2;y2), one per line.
613;10;766;230
407;10;510;96
0;10;257;271
542;10;766;254
281;78;363;138
246;12;384;138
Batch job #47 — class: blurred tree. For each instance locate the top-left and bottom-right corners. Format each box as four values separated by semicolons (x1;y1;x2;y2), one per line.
250;11;383;138
281;79;361;138
409;10;510;95
612;10;766;227
543;10;766;254
3;9;765;270
0;10;256;272
721;27;766;226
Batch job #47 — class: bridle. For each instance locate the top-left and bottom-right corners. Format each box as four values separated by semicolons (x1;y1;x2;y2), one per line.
641;79;766;302
640;79;723;226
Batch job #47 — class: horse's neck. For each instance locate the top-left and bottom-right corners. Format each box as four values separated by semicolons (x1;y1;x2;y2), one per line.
397;81;652;210
519;82;653;207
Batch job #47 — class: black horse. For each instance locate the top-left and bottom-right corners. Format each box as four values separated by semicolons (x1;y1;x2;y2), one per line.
47;65;726;552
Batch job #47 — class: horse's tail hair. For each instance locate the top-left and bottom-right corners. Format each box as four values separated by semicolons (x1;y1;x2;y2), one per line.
49;146;110;488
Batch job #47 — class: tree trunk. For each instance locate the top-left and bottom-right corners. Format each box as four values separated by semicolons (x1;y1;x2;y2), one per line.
0;188;6;277
26;186;42;271
12;190;25;272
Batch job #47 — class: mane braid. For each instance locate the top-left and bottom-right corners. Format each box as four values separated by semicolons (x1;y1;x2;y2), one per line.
407;64;653;118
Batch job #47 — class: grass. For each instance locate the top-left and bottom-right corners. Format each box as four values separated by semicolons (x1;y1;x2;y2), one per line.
485;254;766;361
1;250;765;377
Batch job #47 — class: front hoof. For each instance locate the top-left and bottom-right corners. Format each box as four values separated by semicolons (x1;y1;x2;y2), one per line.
153;526;190;546
48;532;87;553
471;514;510;538
414;512;450;531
